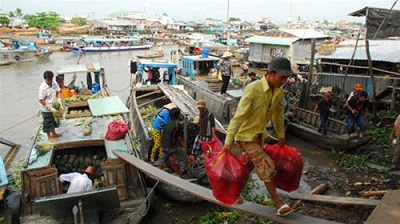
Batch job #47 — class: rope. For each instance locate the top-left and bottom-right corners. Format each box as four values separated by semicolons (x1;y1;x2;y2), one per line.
0;112;40;134
108;85;131;93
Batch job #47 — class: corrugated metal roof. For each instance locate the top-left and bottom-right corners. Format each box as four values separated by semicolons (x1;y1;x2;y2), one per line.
280;28;329;39
244;36;296;46
316;39;400;63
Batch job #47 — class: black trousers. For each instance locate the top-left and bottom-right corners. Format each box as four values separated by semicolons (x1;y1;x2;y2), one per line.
220;75;230;95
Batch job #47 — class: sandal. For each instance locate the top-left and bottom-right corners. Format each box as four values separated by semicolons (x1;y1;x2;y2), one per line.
276;204;294;217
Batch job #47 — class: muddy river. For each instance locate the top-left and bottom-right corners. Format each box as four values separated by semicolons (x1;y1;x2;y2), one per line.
0;44;339;222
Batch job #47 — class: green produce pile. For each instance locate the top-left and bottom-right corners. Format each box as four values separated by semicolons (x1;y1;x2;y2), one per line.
138;105;159;131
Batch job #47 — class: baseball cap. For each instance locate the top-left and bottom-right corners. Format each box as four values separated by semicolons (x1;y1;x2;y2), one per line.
267;57;293;77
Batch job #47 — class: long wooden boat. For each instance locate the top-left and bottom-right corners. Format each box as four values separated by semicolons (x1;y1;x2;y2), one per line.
287;107;372;150
70;37;152;55
19;63;152;223
0;38;52;66
126;59;226;202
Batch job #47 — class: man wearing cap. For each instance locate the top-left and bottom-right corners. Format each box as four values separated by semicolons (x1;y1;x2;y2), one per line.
346;90;369;139
347;83;363;101
222;57;294;216
59;166;95;194
191;99;216;158
150;103;176;163
218;51;233;98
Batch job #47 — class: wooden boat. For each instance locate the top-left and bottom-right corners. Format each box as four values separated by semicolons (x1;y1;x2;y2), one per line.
177;76;240;127
114;150;339;224
0;38;52;66
128;83;226;203
136;51;164;59
126;59;226;202
287;107;372;150
70;37;152;55
20;63;152;223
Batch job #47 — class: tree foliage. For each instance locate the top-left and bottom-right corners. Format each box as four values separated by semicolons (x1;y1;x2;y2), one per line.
228;17;241;21
71;17;87;26
25;12;61;30
0;16;10;26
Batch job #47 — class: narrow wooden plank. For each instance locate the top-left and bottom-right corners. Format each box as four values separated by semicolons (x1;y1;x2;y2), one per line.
365;190;400;224
113;150;340;224
136;90;161;100
288;193;380;207
138;96;166;108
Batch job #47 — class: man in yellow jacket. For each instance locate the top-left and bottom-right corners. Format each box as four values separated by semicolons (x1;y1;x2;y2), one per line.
222;57;294;217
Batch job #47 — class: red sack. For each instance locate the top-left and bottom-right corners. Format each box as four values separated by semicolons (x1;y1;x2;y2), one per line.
200;139;250;205
105;121;129;141
262;143;303;192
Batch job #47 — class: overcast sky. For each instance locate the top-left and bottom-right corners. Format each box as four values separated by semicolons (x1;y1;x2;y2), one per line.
1;0;399;23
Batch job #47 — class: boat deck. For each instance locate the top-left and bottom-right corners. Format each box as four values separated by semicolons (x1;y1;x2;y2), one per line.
26;115;129;170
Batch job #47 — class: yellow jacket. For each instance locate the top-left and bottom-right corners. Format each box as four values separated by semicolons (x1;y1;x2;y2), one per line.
225;76;285;145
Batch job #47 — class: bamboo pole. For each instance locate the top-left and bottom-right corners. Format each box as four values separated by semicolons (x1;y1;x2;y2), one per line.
341;32;361;94
303;38;316;109
365;40;377;118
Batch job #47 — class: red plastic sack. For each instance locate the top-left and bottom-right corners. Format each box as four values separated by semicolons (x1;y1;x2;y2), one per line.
200;139;250;205
105;121;129;141
263;143;303;192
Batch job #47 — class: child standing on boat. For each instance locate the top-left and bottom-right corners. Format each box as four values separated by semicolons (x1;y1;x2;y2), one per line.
313;92;333;135
38;71;62;142
150;103;177;163
191;99;216;159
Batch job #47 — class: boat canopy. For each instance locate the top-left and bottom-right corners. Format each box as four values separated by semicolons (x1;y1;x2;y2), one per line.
137;59;178;85
181;55;220;79
56;63;102;75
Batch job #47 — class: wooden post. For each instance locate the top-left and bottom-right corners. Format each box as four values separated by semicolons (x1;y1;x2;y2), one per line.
390;79;399;112
365;40;377;118
303;38;316;109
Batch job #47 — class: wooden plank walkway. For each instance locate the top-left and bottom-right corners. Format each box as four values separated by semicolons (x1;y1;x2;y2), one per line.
288;193;380;207
114;150;341;224
365;190;400;224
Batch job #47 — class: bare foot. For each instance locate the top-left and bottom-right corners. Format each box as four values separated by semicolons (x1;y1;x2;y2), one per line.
48;137;58;142
54;133;63;137
236;197;244;204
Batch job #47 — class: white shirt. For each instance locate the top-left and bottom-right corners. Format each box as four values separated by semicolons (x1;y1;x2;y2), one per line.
38;80;60;112
59;172;93;194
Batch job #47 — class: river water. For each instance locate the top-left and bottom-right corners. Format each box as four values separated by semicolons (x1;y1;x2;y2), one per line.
0;44;337;222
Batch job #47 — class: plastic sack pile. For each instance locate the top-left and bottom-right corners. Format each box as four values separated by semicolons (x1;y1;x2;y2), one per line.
105;121;129;141
263;143;303;192
200;139;250;205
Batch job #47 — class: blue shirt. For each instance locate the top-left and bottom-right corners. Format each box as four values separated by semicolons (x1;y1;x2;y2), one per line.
152;109;170;131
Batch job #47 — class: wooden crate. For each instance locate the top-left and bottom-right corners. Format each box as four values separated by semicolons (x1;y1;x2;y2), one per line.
102;159;128;201
22;167;61;214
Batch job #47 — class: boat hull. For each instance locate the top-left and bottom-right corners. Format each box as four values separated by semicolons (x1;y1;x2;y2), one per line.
0;49;51;66
287;108;372;150
71;45;152;55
